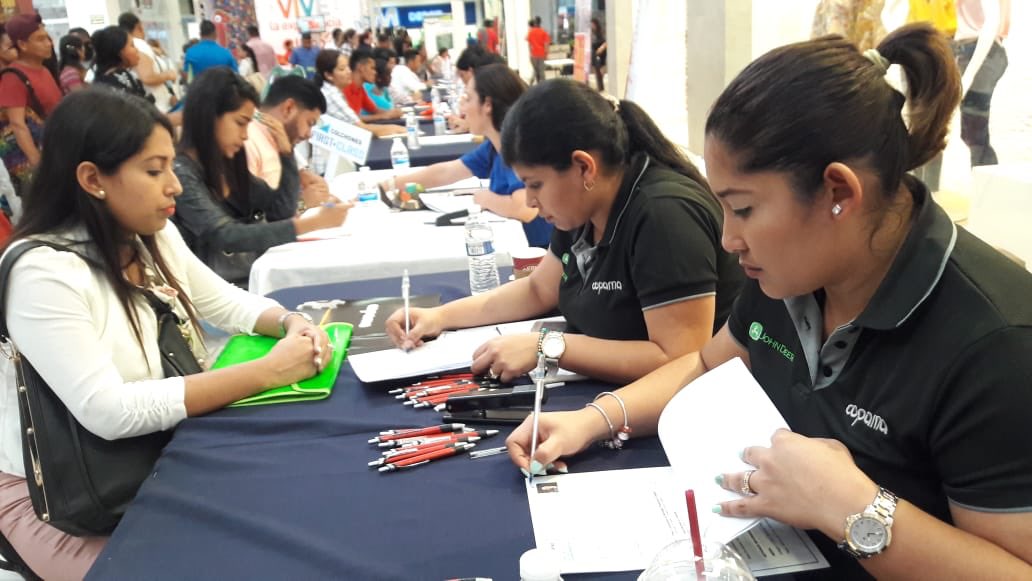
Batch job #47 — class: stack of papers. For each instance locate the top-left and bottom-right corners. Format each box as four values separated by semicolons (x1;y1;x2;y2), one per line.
525;359;829;576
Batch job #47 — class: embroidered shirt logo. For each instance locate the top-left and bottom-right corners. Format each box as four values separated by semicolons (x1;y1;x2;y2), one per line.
747;321;796;362
845;404;889;435
591;280;623;293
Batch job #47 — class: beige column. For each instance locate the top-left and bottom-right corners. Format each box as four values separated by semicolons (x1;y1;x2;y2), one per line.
604;0;633;97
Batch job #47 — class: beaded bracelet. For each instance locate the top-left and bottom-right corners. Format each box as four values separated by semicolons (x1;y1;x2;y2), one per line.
584;403;618;448
594;391;632;446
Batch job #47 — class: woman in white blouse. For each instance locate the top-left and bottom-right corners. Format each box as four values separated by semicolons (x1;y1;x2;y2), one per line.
0;88;330;580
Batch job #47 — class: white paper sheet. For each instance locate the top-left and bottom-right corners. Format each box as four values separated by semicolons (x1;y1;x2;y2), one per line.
526;467;828;576
347;325;499;382
656;357;789;544
526;467;689;574
525;358;829;576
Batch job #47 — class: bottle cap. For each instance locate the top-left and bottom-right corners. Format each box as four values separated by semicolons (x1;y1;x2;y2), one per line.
519;548;562;581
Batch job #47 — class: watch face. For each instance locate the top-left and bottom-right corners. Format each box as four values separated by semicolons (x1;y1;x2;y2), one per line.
542;334;564;358
849;516;888;552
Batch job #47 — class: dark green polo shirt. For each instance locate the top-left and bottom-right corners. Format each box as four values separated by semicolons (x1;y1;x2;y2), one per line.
550;154;744;341
727;179;1032;578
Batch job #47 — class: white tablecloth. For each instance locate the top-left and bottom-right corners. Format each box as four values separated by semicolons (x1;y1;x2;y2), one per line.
248;205;527;296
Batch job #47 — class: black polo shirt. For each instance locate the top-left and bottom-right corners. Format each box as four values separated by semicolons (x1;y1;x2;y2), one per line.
550;153;744;341
727;180;1032;579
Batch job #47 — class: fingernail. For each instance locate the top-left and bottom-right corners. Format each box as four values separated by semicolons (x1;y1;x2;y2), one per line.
555;462;569;474
529;460;544;475
711;505;722;514
546;463;555;472
314;357;322;367
738;448;747;461
519;468;530;478
714;474;724;487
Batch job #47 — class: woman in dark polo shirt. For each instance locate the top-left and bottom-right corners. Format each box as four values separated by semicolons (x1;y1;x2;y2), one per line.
506;24;1032;579
386;79;744;385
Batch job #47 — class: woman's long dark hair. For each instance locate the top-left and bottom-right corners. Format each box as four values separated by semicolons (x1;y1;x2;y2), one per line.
178;68;259;212
501;79;706;188
58;34;85;72
471;63;526;132
7;88;198;351
91;25;129;73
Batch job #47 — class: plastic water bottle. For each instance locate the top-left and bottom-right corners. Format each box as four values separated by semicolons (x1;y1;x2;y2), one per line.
405;113;421;150
390;138;410;171
433;108;447;136
354;166;379;206
465;204;500;295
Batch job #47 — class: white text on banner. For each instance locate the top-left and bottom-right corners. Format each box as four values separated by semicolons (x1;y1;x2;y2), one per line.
310;115;373;166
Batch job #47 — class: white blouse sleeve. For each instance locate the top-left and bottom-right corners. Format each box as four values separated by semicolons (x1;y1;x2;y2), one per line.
7;247;187;441
157;222;279;334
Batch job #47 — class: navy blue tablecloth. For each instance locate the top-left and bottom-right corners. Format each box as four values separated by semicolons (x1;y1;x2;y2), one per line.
86;271;670;580
364;122;476;170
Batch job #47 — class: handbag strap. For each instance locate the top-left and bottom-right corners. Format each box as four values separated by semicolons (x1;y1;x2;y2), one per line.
0;67;46;120
0;241;75;341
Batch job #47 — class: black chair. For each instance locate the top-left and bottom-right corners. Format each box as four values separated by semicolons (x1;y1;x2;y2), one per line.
0;532;40;580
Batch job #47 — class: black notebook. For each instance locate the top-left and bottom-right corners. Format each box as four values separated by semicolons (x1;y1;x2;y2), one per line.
295;295;441;355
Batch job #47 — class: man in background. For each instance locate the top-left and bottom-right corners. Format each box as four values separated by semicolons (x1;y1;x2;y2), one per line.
289;32;319;79
245;75;332;210
389;48;427;105
184;20;236;82
526;16;550;84
246;25;278;79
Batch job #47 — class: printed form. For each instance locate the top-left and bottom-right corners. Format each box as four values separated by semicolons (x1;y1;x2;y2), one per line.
525;358;829;575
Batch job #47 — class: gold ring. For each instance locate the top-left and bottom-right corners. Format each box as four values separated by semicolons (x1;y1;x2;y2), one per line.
741;470;756;496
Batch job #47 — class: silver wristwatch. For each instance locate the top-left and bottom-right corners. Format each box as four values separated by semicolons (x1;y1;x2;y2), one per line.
539;331;566;365
839;487;898;559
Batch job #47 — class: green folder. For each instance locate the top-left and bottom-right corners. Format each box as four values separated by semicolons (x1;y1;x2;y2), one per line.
211;323;353;407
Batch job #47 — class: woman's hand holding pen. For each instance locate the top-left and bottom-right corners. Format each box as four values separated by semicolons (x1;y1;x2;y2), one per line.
712;429;877;537
385;307;444;351
506;408;605;476
296;200;352;233
471;333;538;383
260;328;327;387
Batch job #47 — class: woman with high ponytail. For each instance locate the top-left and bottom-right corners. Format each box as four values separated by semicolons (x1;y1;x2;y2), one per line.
386;78;744;386
506;25;1032;578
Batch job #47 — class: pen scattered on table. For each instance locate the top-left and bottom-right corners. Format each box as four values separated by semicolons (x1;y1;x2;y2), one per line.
389;373;503;411
368;423;500;472
402;268;411;340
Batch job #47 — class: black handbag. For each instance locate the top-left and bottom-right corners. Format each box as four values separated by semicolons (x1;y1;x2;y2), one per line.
0;240;203;536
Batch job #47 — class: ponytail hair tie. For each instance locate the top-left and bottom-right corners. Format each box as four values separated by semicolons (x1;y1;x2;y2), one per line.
863;48;890;74
602;92;620;113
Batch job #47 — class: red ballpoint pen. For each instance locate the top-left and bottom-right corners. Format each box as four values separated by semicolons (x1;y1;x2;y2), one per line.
368;423;466;444
378;442;476;472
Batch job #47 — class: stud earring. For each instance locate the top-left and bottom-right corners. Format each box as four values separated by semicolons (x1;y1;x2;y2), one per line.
583;180;595;192
832;204;842;216
97;190;107;200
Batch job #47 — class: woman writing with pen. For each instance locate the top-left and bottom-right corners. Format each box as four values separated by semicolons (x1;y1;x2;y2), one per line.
506;25;1032;579
381;64;553;249
172;68;350;286
386;79;744;385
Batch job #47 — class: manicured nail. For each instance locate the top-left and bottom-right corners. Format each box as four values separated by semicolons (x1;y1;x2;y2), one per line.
555;462;569;474
529;460;544;475
714;474;724;487
520;468;530;478
711;505;723;514
546;463;555;472
313;357;322;367
738;448;747;461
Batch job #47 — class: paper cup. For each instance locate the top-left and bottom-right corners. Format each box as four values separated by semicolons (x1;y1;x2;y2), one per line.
512;247;547;279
